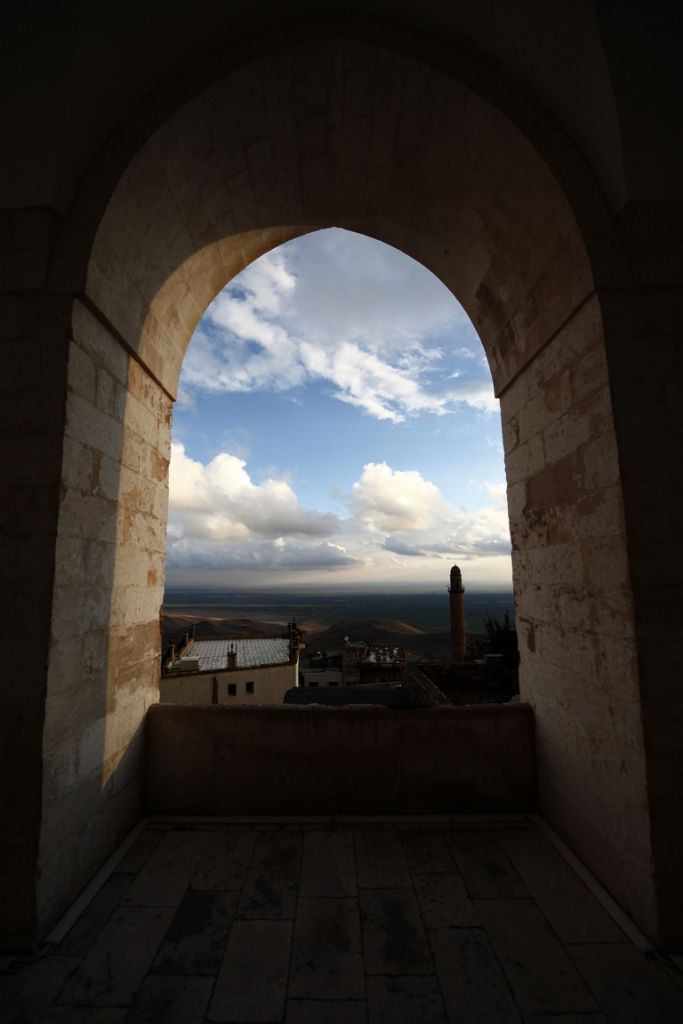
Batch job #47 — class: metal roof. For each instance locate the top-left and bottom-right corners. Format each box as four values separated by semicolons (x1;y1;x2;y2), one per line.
179;638;290;672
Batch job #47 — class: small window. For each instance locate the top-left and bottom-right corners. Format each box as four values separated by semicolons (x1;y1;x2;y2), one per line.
227;683;237;696
245;681;254;694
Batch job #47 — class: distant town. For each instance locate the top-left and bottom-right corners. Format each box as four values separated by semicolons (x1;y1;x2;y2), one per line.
161;570;519;709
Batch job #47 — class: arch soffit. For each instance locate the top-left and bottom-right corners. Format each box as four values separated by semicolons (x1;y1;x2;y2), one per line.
73;25;614;399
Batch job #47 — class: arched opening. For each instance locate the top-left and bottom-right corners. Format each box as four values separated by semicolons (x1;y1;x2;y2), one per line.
165;229;510;588
28;28;664;948
159;226;514;704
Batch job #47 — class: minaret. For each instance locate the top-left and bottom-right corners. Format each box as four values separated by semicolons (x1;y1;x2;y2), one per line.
449;564;466;662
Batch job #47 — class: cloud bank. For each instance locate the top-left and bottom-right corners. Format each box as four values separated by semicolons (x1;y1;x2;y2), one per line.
180;230;497;421
167;448;510;582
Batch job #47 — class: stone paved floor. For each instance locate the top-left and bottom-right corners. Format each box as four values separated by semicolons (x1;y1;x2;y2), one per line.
2;816;683;1023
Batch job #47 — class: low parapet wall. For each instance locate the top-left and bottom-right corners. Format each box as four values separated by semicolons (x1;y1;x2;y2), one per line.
145;703;536;814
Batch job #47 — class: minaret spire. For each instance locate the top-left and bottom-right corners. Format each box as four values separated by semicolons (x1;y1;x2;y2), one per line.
448;564;466;661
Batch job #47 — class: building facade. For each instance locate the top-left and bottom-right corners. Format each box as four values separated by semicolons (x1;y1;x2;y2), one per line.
161;637;299;705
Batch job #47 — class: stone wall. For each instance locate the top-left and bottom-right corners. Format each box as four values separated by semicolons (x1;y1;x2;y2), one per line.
37;299;172;937
501;290;652;934
146;703;537;815
160;662;298;705
0;272;71;948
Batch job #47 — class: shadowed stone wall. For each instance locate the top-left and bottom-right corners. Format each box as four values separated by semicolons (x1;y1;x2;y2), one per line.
146;703;537;814
502;290;650;926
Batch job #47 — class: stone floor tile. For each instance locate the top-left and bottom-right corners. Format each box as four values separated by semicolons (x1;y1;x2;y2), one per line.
360;888;432;976
413;873;479;927
299;831;357;898
0;955;80;1024
366;975;448;1024
400;830;456;874
114;829;163;875
58;873;132;955
208;920;292;1022
285;1000;367;1023
237;830;302;920
522;1015;608;1023
429;927;522;1023
152;890;238;975
57;907;174;1006
446;831;529;899
191;830;257;891
476;900;597;1014
355;831;411;888
568;943;683;1023
499;830;626;943
289;898;364;1000
41;1008;129;1024
656;955;683;995
123;831;209;908
126;974;214;1023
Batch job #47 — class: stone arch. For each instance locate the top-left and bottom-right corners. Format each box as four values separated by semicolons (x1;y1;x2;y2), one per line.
35;25;661;945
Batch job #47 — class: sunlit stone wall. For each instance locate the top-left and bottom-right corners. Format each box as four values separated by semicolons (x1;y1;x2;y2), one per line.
38;300;172;933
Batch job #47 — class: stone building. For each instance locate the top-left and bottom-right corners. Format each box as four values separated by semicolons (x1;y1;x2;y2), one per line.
1;2;682;952
161;637;300;705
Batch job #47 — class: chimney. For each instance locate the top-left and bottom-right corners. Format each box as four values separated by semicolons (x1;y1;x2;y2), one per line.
227;644;237;670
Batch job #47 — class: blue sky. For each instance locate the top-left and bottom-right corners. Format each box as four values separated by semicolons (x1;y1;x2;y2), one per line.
166;229;512;590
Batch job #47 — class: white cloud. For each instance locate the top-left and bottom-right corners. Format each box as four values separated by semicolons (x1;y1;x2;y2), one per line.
350;462;448;532
179;229;497;423
484;481;507;503
350;463;511;560
167;443;359;576
169;443;338;542
166;446;511;582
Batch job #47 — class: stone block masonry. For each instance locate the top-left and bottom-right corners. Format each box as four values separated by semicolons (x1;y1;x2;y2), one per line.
3;819;683;1022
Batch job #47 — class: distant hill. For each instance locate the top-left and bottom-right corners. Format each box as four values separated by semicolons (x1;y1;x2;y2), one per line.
162;589;517;662
163;615;287;649
163;588;515;635
306;619;453;662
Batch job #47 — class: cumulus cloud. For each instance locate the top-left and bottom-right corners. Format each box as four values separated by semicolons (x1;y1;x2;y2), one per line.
169;443;338;541
165;445;511;582
180;229;496;423
350;462;448;532
166;443;360;576
349;462;511;560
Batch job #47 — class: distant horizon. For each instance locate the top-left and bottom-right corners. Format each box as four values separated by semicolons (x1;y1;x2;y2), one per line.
163;582;515;596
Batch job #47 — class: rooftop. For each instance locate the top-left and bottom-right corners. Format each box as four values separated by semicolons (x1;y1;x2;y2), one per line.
3;816;682;1022
179;638;291;672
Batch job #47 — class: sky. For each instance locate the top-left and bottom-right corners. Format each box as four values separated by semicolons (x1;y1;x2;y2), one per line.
166;228;512;592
